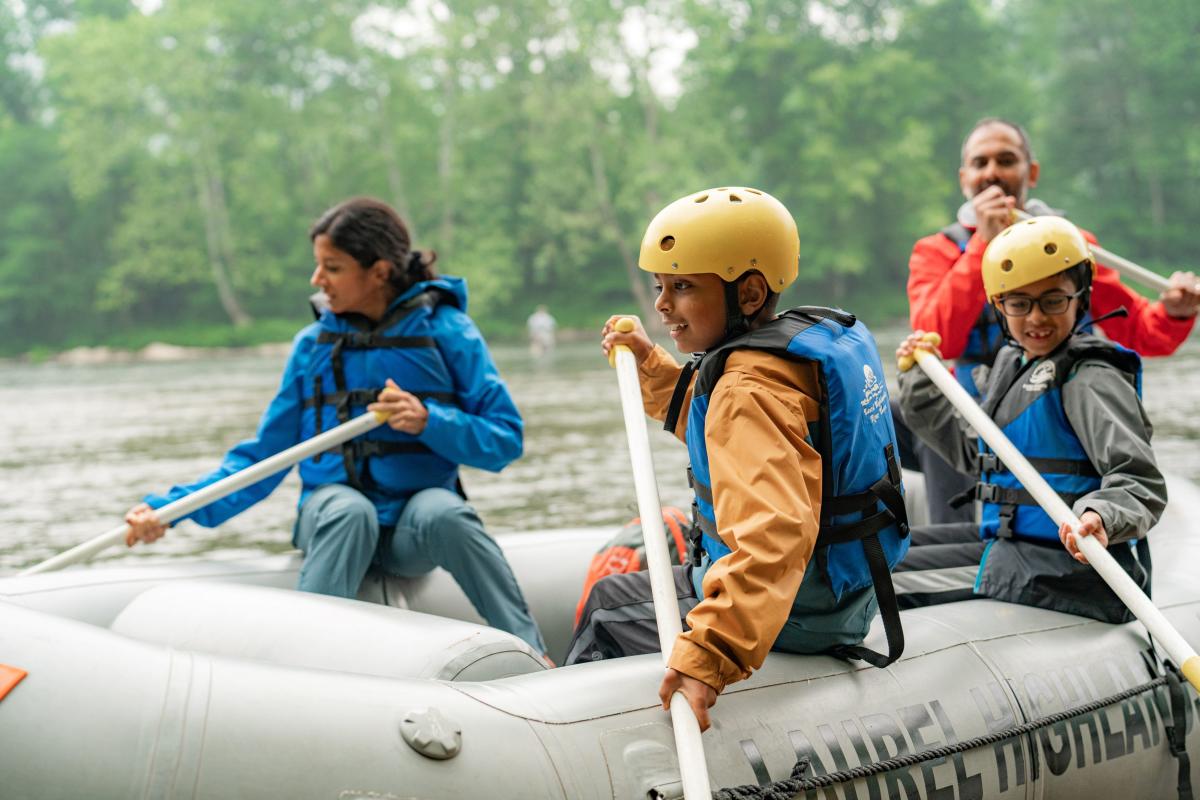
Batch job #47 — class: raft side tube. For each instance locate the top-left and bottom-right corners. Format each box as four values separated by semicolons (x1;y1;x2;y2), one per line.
0;599;567;800
112;581;547;682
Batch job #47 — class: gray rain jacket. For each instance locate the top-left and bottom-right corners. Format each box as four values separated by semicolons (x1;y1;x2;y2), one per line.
897;332;1165;622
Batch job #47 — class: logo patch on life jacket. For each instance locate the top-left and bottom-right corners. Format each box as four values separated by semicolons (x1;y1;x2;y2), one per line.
860;363;888;423
1022;360;1056;392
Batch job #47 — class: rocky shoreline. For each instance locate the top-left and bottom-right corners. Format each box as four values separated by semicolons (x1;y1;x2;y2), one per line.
33;341;294;366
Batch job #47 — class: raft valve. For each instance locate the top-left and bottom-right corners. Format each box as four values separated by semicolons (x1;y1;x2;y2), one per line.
400;707;463;760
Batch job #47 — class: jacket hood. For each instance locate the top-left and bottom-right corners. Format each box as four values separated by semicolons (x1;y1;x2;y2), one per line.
309;275;469;327
955;197;1062;229
396;275;468;312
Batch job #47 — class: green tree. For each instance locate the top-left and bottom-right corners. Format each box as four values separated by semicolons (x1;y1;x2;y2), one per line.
1022;0;1200;273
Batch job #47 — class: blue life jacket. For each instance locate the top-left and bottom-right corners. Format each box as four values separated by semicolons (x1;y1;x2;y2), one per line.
665;307;910;667
972;334;1142;541
143;275;523;531
300;288;463;507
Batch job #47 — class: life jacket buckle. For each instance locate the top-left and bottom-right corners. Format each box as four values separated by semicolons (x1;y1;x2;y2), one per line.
996;504;1017;538
686;502;704;568
975;483;1002;503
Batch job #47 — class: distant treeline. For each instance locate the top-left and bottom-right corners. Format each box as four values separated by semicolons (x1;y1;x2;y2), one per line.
1;0;1197;354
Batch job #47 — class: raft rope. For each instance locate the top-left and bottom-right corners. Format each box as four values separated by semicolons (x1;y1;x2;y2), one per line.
712;661;1192;800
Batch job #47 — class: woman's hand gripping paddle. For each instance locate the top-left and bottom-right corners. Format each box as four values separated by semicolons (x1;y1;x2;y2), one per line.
19;408;393;576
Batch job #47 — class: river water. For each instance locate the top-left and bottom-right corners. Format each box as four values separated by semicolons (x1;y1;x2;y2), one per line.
3;329;1199;572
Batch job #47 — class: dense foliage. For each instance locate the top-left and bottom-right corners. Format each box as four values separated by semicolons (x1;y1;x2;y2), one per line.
1;0;1197;354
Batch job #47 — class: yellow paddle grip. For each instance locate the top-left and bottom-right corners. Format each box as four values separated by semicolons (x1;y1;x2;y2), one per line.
373;382;403;422
608;317;636;368
897;331;943;372
1183;655;1200;692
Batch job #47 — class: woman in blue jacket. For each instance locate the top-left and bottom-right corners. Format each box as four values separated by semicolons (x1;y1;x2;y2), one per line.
124;197;545;654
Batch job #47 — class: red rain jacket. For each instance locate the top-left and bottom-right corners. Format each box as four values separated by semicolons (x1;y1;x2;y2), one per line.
907;225;1193;360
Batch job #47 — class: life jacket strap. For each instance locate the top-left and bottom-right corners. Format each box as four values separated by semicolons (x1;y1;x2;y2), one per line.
311;375;327;462
817;444;909;541
687;502;711;568
1164;661;1195;800
685;467;709;567
957;481;1087;540
331;440;432;459
315;292;449;489
326;439;436;501
304;388;459;409
664;357;701;435
825;532;905;669
689;467;713;506
968;482;1086;509
821;445;908;669
977;452;1099;477
996;503;1017;539
323;338;365;490
316;332;437;350
789;305;857;327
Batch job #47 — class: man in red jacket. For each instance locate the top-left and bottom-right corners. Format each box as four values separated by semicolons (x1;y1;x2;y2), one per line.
901;117;1200;523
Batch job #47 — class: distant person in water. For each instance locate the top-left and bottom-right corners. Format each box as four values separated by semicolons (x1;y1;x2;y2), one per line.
527;304;557;358
122;196;547;656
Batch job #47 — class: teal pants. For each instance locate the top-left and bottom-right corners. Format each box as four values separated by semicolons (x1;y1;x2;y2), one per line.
294;484;546;654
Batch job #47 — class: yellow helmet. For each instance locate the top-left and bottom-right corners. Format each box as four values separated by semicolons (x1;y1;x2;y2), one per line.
982;216;1093;299
638;187;799;291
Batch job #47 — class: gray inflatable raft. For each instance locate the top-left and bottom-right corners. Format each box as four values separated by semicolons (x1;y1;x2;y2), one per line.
1;476;1198;799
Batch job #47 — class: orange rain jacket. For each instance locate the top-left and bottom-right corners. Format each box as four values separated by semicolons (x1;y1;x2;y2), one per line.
908;226;1193;361
635;343;823;693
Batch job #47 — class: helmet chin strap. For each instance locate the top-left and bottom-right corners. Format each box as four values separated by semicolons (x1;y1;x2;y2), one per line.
722;280;750;339
721;276;777;342
1070;263;1097;334
1072;287;1094;334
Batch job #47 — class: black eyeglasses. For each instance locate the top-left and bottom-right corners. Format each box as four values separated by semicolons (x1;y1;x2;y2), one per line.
995;289;1084;317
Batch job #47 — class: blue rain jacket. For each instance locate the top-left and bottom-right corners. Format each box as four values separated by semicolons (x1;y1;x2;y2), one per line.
145;277;522;527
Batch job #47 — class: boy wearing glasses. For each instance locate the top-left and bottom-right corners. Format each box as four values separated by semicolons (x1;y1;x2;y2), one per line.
892;216;1164;622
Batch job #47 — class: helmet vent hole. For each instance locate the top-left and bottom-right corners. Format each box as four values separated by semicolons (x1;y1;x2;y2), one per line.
1044;243;1058;255
729;194;742;203
1001;259;1014;272
660;236;675;252
746;189;762;195
693;194;709;204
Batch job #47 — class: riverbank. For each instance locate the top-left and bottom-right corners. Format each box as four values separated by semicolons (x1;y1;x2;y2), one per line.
5;289;914;365
7;325;608;366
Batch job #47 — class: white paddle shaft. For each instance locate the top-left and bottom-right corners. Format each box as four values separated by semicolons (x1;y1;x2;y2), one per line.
913;349;1200;690
613;341;712;799
1090;243;1171;294
19;410;387;576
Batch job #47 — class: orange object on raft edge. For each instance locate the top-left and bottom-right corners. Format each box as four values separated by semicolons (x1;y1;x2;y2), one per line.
0;663;27;701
